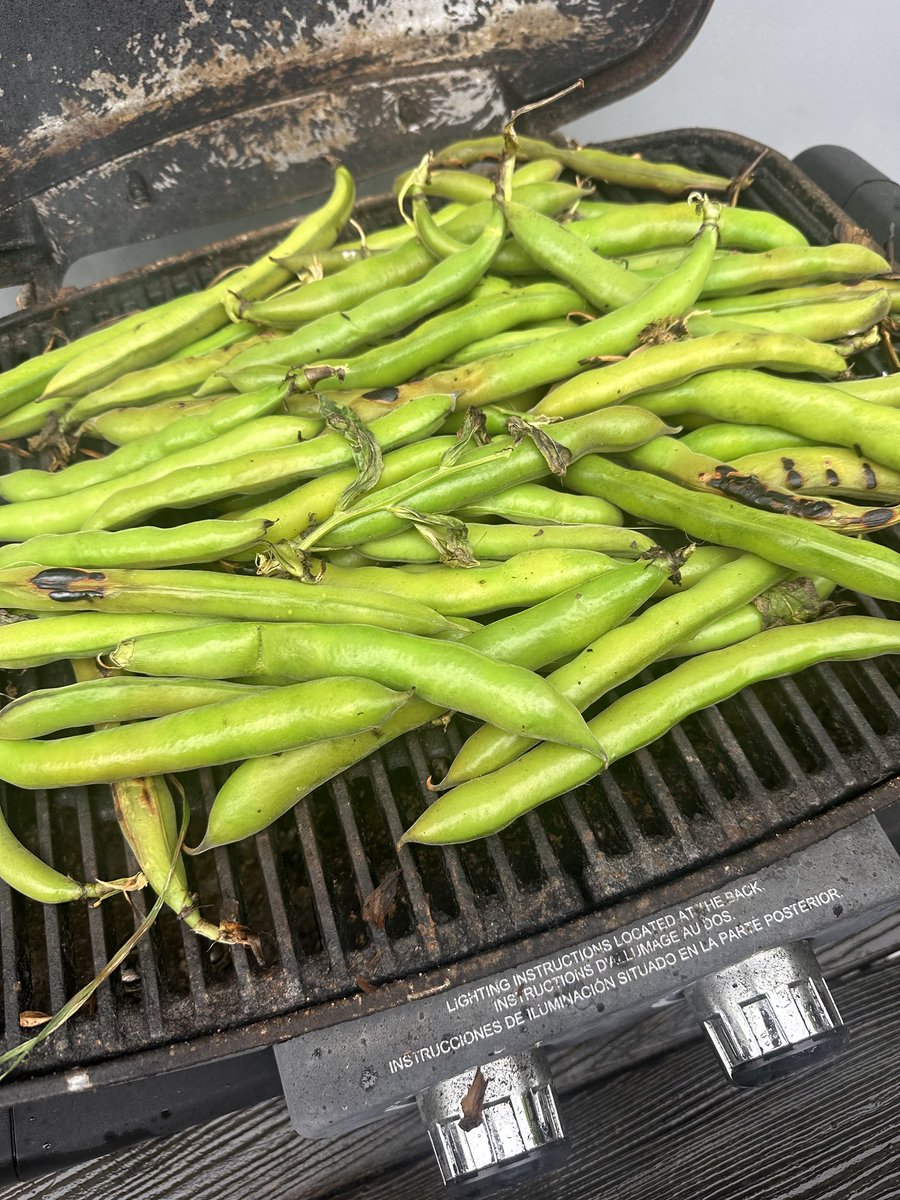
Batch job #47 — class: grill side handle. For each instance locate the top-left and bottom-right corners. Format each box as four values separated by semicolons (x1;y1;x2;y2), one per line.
794;145;900;264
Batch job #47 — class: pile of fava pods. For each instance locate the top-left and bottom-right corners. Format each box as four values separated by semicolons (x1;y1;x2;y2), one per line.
0;123;898;955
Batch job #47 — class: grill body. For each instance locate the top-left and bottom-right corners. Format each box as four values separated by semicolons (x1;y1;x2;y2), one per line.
0;128;898;1179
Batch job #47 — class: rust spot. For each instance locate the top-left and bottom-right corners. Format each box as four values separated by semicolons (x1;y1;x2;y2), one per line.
825;468;840;488
862;462;877;489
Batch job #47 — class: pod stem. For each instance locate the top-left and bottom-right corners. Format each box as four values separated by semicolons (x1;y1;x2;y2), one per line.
82;871;147;903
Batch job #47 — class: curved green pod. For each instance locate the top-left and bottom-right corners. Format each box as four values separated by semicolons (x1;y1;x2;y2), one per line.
0;677;272;739
0;678;409;789
110;621;604;758
357;521;656;564
439;553;787;788
402;617;900;843
0;518;270;571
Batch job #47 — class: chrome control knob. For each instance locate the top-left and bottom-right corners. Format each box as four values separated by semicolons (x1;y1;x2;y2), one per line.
417;1049;567;1189
686;940;846;1087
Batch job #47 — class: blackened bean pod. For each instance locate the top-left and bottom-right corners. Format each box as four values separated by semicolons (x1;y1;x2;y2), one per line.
729;447;900;503
564;454;900;601
624;437;899;533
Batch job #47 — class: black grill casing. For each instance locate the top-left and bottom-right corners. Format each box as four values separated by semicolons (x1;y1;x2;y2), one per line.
0;130;898;1182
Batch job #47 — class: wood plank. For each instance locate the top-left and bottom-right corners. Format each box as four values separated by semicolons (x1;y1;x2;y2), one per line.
3;957;899;1200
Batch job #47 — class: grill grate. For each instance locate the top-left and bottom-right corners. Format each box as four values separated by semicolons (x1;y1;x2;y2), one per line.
0;130;898;1086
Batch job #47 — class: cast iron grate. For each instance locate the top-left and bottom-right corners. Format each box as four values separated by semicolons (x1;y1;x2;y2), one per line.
0;130;898;1082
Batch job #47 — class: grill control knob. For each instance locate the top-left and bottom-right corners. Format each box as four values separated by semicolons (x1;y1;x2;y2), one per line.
417;1049;567;1189
686;940;846;1087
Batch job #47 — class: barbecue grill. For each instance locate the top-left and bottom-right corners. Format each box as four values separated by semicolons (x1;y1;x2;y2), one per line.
1;1;899;1191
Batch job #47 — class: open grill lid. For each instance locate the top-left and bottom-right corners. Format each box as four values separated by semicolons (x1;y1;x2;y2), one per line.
0;0;713;293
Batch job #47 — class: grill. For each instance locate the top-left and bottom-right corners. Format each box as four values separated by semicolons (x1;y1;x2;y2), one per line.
1;113;900;1194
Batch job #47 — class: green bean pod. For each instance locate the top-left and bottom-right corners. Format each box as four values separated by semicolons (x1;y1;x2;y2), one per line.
437;321;570;368
231;183;595;340
0;412;323;541
636;370;900;471
564;454;900;602
433;134;731;194
835;374;900;407
663;576;836;657
1;385;290;502
0;518;270;571
0;806;142;905
574;200;808;252
625;243;891;296
82;396;222;445
681;424;813;460
0;677;272;739
0;612;214;669
197;556;667;849
690;289;891;344
0;299;213;420
58;342;252;430
534;329;846;419
83;393;454;531
0;565;468;638
453;483;623;527
440;552;788;787
403;617;900;843
357;521;656;564
306;549;623;615
0;677;409;789
278;203;469;274
42;167;356;399
701;279;893;316
111;620;604;757
624;437;899;533
502;199;646;311
729;446;900;503
0;397;67;441
294;283;583;395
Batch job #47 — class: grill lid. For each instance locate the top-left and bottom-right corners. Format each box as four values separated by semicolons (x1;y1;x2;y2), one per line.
0;0;713;290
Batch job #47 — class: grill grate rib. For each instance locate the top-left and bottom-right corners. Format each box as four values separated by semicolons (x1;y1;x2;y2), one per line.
0;129;898;1087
